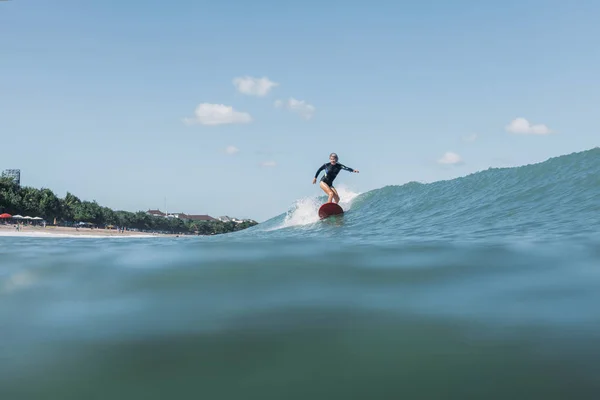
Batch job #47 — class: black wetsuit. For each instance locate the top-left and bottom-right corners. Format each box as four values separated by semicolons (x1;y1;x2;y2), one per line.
314;162;354;187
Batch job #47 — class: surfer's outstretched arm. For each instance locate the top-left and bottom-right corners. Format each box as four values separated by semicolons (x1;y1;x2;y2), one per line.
340;164;359;173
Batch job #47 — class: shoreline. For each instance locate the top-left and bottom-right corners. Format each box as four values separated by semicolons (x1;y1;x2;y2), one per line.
0;224;178;238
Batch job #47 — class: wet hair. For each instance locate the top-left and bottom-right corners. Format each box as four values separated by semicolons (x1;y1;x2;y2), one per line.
330;153;338;159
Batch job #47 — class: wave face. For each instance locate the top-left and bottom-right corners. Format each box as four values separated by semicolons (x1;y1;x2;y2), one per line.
1;148;600;400
251;147;600;243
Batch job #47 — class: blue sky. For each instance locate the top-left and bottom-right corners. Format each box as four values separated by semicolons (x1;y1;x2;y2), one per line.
1;0;598;222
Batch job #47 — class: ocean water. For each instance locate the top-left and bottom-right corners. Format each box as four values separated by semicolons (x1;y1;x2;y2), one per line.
1;148;599;399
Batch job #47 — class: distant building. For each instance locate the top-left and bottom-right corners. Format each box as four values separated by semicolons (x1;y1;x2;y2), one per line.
1;169;20;186
166;212;183;219
180;214;218;222
146;209;217;222
147;209;166;217
218;215;255;224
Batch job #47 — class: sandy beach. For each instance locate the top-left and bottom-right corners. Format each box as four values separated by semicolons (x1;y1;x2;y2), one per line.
0;224;176;238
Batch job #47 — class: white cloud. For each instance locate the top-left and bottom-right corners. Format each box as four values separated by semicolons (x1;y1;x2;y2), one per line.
260;161;277;167
183;103;252;126
437;152;464;165
274;97;315;120
233;76;278;97
506;117;552;135
225;145;239;155
462;133;478;142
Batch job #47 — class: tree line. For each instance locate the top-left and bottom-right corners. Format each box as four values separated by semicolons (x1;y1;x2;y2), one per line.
0;177;257;235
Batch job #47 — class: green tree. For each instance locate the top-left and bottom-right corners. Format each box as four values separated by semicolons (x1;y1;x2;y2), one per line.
0;178;258;235
20;187;41;216
61;192;81;222
39;188;61;221
74;200;103;224
0;177;21;214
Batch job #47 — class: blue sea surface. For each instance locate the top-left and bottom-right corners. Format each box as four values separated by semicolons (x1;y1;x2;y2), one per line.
1;148;600;399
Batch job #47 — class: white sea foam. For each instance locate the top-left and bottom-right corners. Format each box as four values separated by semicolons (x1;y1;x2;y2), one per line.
272;186;360;230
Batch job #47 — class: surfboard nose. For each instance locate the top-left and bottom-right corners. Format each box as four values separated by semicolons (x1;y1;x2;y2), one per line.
318;203;344;219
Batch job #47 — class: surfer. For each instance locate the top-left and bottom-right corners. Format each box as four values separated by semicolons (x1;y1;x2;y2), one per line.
312;153;359;203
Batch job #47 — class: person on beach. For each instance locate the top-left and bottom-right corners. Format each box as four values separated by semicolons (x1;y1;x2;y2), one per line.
312;152;359;203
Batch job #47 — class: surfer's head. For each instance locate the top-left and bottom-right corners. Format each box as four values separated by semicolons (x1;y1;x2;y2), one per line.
329;153;338;164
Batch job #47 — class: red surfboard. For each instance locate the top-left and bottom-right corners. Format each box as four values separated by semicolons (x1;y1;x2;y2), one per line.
318;203;344;219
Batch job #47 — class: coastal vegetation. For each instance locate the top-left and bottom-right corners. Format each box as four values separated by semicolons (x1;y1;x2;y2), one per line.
0;177;257;235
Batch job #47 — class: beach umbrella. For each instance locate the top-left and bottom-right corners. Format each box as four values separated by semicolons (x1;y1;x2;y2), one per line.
12;215;23;219
32;217;43;220
0;213;11;219
23;216;32;219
